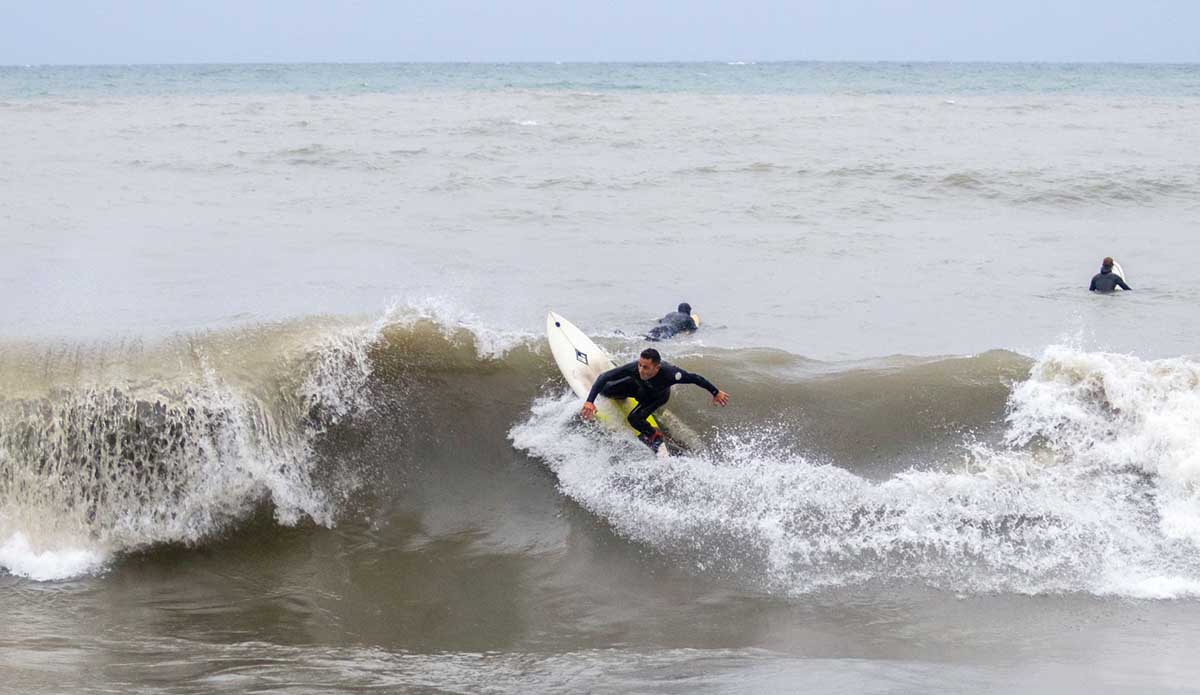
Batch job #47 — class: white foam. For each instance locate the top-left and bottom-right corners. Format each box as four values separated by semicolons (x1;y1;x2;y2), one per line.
1098;571;1200;600
0;532;106;581
187;351;336;530
299;311;389;425
511;344;1200;598
0;320;385;580
1007;346;1200;544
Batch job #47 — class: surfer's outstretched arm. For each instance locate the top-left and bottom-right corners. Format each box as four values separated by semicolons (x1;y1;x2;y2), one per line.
675;369;730;406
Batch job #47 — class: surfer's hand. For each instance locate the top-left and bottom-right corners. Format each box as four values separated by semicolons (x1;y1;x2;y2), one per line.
580;402;597;420
712;391;730;407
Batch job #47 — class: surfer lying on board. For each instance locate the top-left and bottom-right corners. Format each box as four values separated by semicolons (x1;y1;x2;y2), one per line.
645;302;700;341
580;347;729;451
1089;257;1131;292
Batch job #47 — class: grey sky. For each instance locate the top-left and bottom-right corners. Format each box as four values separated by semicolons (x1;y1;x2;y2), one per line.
3;1;1198;65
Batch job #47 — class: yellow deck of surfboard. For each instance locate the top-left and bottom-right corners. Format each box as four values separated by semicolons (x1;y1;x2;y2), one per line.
545;312;659;437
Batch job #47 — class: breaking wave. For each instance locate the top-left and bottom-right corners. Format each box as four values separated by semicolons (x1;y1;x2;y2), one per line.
512;346;1200;598
4;308;1198;598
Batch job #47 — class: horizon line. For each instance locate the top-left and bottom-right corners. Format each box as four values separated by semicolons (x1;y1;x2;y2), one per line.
4;59;1199;69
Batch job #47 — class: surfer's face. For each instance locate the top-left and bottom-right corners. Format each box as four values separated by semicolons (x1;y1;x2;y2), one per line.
637;357;660;380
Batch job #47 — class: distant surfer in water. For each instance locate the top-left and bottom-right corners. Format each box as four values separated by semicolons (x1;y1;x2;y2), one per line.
580;347;729;451
1089;257;1131;292
645;302;700;340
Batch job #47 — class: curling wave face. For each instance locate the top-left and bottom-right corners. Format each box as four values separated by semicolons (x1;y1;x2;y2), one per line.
0;316;386;579
2;309;1198;597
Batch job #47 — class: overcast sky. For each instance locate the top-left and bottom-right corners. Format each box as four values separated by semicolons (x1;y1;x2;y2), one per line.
3;1;1199;65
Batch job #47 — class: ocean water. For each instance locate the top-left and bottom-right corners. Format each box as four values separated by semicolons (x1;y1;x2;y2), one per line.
2;63;1200;693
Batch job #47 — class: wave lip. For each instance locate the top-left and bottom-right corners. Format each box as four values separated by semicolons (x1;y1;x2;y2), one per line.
0;316;389;581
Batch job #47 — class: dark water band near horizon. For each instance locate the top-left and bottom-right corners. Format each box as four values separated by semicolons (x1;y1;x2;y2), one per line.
2;63;1199;693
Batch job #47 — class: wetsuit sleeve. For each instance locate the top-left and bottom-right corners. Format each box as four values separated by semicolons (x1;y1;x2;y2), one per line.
1089;276;1097;291
1117;278;1132;291
675;368;720;396
586;362;636;403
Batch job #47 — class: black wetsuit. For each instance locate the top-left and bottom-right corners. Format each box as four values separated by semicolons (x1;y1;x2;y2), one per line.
586;361;719;437
1089;269;1131;292
646;311;698;341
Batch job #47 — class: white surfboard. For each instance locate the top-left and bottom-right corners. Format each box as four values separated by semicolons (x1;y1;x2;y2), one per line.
546;312;668;457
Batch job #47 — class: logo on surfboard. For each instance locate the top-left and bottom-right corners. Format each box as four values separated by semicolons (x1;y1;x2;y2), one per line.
575;350;589;365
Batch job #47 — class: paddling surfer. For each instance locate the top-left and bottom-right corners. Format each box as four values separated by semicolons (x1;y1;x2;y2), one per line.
645;302;700;341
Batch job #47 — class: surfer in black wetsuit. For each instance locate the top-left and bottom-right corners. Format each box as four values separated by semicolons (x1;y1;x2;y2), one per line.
1089;257;1131;292
580;347;729;450
646;302;699;341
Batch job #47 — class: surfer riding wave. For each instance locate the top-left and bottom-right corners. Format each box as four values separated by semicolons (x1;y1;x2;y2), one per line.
580;348;730;450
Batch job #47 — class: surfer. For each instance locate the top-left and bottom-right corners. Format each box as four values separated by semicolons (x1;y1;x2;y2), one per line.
580;347;729;450
645;302;699;340
1089;257;1131;292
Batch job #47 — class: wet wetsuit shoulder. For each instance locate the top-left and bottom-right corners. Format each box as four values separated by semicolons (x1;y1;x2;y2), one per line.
1090;271;1131;292
662;311;697;332
658;362;720;396
586;361;638;403
646;312;698;341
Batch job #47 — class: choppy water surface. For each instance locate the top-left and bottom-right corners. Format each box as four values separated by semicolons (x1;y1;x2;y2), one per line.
2;64;1199;693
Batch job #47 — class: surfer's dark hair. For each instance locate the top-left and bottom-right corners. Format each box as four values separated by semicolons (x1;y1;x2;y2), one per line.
640;348;661;364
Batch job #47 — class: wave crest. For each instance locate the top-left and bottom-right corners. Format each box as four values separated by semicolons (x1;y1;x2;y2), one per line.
0;318;385;580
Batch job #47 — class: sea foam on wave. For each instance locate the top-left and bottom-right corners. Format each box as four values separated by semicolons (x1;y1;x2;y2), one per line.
0;532;105;581
510;345;1200;598
1006;345;1200;544
0;317;391;581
